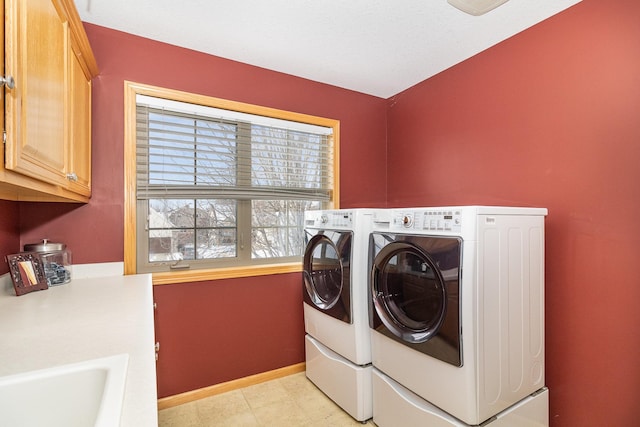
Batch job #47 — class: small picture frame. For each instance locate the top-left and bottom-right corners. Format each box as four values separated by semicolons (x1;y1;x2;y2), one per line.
5;252;48;296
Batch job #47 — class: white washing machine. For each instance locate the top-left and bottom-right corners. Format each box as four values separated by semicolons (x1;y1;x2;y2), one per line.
368;206;548;426
303;208;383;422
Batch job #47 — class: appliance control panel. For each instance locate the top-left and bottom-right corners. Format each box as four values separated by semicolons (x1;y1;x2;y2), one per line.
306;211;353;228
391;209;462;233
326;211;353;227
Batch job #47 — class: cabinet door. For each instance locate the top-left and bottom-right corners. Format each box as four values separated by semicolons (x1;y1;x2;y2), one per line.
66;32;92;196
4;0;68;186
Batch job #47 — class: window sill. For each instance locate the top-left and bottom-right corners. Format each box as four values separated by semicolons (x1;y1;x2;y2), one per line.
149;262;303;285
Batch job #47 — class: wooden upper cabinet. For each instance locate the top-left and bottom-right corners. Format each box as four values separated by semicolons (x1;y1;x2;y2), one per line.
5;0;67;185
1;0;97;202
66;28;92;196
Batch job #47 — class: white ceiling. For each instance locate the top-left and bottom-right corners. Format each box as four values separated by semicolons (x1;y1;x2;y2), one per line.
74;0;582;99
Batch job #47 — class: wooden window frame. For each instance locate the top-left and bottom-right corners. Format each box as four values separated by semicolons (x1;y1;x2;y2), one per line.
123;81;340;284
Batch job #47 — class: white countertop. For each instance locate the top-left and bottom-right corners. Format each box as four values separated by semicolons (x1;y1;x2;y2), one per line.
0;271;158;427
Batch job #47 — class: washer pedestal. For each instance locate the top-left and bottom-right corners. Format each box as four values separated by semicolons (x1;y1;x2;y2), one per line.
372;369;548;427
305;335;372;422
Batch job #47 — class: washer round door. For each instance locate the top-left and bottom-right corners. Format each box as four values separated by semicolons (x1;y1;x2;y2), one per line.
370;233;462;366
303;230;352;323
371;241;447;343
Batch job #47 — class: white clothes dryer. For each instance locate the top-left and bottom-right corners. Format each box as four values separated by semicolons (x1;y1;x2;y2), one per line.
303;208;384;421
368;206;548;426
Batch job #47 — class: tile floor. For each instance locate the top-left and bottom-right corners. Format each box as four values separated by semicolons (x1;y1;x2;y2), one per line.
158;372;375;427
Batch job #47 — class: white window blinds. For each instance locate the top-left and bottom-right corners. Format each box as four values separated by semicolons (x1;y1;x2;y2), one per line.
136;96;333;201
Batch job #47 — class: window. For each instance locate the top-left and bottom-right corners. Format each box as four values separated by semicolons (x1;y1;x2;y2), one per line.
124;82;338;281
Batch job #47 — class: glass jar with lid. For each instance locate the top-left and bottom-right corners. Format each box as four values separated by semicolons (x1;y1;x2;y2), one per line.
23;240;72;286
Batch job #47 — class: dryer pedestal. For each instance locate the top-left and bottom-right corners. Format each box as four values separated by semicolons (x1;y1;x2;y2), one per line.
372;369;548;427
305;335;372;422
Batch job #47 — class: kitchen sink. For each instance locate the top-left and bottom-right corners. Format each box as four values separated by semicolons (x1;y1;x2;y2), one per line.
0;354;129;427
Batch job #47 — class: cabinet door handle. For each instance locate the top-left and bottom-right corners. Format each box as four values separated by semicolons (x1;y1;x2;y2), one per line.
0;75;15;89
66;172;78;182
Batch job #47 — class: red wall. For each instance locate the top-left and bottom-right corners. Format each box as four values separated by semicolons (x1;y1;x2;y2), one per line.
153;274;304;397
386;0;640;425
0;200;19;275
14;24;387;398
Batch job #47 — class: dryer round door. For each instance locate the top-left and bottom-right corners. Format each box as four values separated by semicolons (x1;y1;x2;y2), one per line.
371;241;447;344
303;231;352;322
